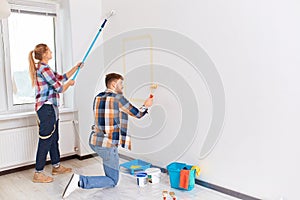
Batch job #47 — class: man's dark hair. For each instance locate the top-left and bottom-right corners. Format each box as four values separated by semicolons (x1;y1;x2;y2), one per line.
105;73;124;87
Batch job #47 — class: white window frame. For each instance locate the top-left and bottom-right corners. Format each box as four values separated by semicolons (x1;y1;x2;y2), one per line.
1;0;64;112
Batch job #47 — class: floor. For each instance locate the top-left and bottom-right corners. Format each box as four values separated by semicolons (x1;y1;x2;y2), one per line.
0;157;240;200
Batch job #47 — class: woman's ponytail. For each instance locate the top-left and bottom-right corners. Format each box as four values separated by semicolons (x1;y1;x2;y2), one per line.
28;50;37;87
28;43;48;87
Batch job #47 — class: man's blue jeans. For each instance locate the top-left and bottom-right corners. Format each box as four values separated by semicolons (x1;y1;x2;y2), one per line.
35;104;60;171
79;138;119;189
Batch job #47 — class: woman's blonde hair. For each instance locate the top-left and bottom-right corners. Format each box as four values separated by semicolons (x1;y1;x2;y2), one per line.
28;43;48;87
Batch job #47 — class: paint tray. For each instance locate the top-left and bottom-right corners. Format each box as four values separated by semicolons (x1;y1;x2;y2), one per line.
120;159;151;175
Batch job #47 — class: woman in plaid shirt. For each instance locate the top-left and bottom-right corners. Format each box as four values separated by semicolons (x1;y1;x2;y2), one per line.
63;73;153;198
29;43;82;183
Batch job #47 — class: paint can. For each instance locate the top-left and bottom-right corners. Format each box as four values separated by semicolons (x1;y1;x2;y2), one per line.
145;168;161;184
136;172;148;187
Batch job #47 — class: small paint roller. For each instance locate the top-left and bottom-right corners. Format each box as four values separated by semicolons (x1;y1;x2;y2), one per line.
149;83;158;98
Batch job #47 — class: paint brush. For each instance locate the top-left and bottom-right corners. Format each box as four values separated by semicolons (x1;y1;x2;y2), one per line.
149;83;158;98
162;190;168;200
169;191;177;200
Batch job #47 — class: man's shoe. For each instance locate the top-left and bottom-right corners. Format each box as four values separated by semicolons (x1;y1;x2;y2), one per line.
52;165;72;175
33;172;54;183
62;174;79;198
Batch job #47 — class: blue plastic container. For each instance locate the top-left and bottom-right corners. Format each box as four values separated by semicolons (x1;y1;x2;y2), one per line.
167;162;196;191
120;159;151;175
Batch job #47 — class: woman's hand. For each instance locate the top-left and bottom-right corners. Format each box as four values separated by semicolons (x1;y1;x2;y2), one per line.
75;62;84;69
62;79;75;92
68;79;75;86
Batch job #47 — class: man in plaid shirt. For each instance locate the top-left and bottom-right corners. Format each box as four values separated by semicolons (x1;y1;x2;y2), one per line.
63;73;153;198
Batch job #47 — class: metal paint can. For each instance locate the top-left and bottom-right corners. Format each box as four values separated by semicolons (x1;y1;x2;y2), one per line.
136;172;148;187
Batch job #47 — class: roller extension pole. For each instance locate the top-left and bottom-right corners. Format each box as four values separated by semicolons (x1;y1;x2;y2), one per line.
72;10;116;80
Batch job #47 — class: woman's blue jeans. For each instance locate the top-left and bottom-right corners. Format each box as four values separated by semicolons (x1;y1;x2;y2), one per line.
35;104;60;171
79;135;119;189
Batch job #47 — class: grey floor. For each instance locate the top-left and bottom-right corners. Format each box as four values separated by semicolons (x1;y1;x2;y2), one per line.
0;157;240;200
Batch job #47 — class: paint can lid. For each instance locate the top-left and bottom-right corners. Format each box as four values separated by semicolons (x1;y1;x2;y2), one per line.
136;172;147;177
145;168;161;174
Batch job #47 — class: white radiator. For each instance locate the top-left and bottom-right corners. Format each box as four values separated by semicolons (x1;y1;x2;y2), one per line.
0;126;38;170
0;121;76;171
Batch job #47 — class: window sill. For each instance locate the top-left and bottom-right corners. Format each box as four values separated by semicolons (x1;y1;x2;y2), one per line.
0;107;77;120
0;108;78;131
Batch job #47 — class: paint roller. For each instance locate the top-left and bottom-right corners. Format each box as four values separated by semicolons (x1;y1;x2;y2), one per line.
72;10;116;80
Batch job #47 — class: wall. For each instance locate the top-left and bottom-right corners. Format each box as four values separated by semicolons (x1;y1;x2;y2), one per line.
94;1;297;199
68;0;103;155
1;0;296;198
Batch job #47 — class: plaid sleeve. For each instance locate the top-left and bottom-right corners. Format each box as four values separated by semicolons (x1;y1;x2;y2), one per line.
118;95;147;118
41;67;63;93
54;72;68;82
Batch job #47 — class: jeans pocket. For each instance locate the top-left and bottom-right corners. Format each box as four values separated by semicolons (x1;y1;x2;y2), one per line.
38;105;55;122
37;105;56;138
47;106;54;117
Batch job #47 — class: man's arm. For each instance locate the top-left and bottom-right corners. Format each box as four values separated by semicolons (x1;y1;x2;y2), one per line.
118;95;148;119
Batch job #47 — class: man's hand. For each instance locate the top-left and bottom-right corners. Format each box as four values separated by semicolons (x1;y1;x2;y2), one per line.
144;94;153;108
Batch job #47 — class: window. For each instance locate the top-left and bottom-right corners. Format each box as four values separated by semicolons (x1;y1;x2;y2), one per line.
8;11;56;105
1;1;60;111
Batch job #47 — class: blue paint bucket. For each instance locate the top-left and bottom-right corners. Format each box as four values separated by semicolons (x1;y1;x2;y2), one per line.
136;172;147;187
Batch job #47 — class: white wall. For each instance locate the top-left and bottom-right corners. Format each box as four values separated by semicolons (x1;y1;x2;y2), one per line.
70;0;300;199
68;0;103;155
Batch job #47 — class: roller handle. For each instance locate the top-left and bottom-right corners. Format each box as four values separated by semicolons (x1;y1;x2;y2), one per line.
72;19;108;80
